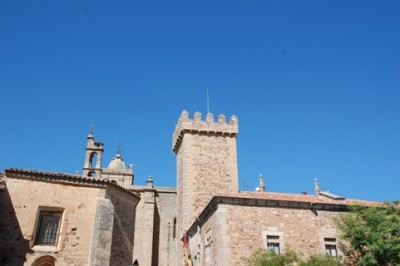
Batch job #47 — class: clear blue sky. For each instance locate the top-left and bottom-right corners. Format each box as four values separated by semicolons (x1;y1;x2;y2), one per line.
1;0;399;201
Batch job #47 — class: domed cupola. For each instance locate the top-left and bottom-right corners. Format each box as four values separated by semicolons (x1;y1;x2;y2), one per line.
107;153;126;171
101;151;134;187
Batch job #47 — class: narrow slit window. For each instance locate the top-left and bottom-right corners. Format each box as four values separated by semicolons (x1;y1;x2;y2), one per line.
173;217;177;239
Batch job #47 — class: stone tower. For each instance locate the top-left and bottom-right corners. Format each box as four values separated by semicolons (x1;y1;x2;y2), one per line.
82;133;104;177
172;110;239;238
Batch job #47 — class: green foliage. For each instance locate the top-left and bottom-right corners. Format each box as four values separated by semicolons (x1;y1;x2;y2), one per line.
335;201;400;266
241;249;343;266
241;249;298;266
298;254;343;266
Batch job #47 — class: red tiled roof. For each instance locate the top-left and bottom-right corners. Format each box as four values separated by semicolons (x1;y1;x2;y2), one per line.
5;168;139;199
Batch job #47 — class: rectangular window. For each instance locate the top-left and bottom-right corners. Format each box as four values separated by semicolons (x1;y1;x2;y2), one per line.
35;211;62;245
267;235;280;254
324;238;337;257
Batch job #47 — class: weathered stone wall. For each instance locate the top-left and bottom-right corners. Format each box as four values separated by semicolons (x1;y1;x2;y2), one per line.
132;187;177;266
1;178;105;265
0;185;29;265
201;204;343;265
189;207;219;266
173;111;239;264
133;189;156;266
106;187;138;266
178;134;238;230
173;111;239;250
89;198;115;266
101;172;133;187
155;190;177;266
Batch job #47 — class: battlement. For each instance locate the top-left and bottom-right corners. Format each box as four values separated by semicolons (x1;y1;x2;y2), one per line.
172;110;239;154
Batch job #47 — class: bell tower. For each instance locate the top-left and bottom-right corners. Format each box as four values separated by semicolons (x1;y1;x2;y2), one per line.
172;110;239;238
82;133;104;177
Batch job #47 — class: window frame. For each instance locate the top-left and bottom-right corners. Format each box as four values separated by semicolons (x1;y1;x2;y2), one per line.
324;238;338;257
33;208;64;249
262;229;284;254
266;235;281;254
267;242;280;254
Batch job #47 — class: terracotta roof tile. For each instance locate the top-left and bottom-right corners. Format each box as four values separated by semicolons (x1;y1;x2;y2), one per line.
5;168;139;199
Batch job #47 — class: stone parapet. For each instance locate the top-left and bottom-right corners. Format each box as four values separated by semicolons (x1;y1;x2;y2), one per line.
172;110;238;154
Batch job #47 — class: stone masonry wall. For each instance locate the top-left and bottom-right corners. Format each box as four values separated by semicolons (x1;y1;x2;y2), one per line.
155;190;177;266
195;207;219;266
2;178;105;266
133;189;156;266
106;187;138;266
173;111;239;263
89;198;114;266
219;204;342;265
174;111;239;239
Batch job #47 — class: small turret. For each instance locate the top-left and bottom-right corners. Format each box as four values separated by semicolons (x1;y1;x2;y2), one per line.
147;176;153;188
82;133;104;177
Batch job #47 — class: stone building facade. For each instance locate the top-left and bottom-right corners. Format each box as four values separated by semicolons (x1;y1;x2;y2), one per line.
0;169;139;266
186;192;378;265
0;110;380;266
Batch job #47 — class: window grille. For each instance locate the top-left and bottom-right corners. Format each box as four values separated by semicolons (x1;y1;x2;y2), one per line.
35;211;62;245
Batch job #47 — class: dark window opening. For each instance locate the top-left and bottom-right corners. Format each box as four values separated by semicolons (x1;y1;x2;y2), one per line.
324;238;337;257
267;235;280;254
35;211;62;245
173;217;177;239
89;152;98;168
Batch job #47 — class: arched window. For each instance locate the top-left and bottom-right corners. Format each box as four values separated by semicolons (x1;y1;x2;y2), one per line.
32;256;55;266
88;171;96;177
89;152;98;168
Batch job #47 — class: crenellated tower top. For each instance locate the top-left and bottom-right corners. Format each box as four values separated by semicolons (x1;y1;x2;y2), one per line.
172;110;239;154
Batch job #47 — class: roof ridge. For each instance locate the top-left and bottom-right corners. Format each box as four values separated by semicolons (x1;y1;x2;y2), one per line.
5;168;139;199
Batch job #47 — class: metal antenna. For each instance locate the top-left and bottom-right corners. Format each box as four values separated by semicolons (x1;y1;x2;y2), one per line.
117;141;122;154
207;88;210;113
242;179;249;192
90;124;96;134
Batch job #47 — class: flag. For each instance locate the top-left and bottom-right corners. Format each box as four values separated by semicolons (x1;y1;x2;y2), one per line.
183;233;192;266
